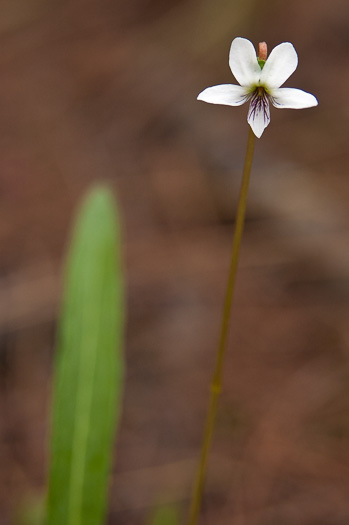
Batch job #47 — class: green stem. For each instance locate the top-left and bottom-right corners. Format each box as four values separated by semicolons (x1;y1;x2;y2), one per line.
187;126;256;525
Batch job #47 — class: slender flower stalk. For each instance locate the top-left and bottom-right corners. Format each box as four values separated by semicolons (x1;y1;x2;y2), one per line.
189;38;318;524
187;127;255;525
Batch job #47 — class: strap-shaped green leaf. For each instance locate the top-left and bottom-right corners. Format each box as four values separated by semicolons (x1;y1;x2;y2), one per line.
46;186;124;525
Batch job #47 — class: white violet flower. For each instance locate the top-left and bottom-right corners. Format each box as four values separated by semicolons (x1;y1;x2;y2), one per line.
197;37;318;138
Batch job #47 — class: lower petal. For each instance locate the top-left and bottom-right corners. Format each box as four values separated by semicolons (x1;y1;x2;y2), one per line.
271;88;318;109
247;97;270;138
197;84;248;106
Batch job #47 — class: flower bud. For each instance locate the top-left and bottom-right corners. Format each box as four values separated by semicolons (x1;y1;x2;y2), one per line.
258;42;267;61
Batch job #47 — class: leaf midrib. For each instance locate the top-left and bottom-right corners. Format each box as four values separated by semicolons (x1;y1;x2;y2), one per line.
67;253;108;525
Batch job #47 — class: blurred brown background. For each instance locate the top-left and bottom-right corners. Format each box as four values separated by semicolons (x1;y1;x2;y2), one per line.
0;0;348;524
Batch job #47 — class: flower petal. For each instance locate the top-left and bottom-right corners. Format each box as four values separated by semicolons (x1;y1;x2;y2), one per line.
197;84;248;106
260;42;298;88
271;87;318;108
229;37;261;87
247;97;270;138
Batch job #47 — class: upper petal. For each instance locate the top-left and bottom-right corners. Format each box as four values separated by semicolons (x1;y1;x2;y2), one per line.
271;87;318;108
260;42;298;88
229;37;261;87
197;84;249;106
